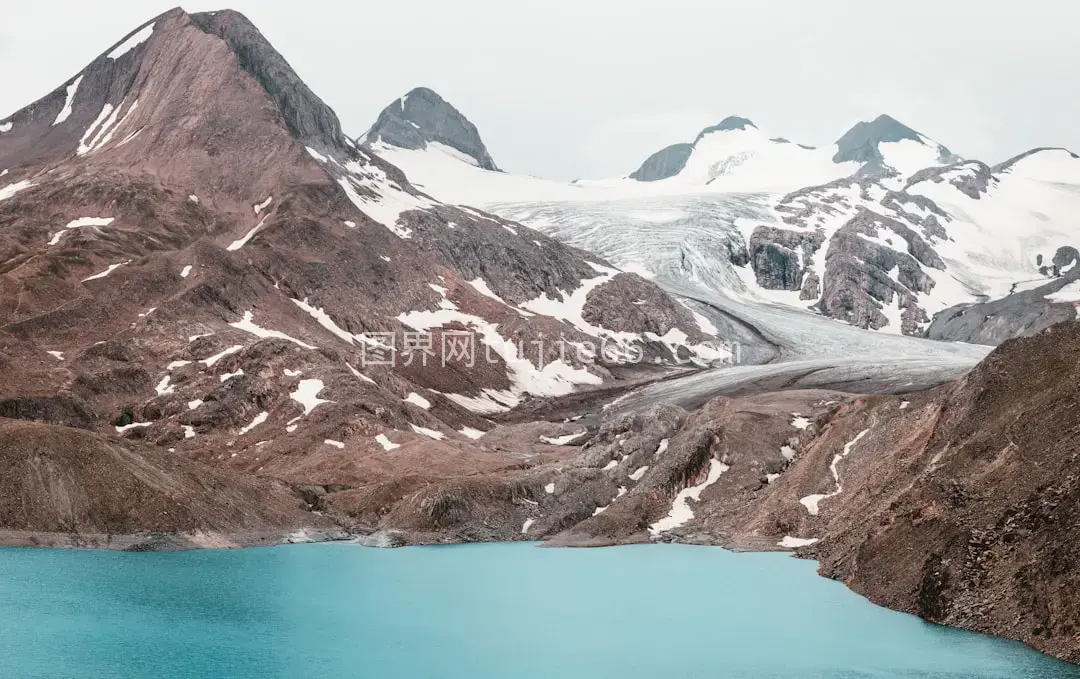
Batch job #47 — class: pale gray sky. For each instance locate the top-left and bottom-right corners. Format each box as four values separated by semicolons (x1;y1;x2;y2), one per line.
2;1;1078;179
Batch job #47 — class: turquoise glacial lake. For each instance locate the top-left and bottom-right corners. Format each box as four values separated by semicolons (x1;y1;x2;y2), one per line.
0;542;1076;678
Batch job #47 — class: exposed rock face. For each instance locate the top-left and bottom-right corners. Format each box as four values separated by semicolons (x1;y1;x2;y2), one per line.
748;226;825;291
628;143;693;182
927;271;1080;344
815;209;941;333
0;419;331;548
809;323;1080;664
362;87;499;171
189;11;353;155
581;274;703;339
747;177;951;332
906;160;994;200
1048;246;1080;277
833;114;957;175
694;115;757;139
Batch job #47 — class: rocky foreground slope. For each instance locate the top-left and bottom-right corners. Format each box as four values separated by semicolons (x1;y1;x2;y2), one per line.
335;322;1080;663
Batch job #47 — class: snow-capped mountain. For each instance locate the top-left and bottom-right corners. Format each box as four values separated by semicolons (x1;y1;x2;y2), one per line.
831;114;958;180
628;115;857;192
365;89;1080;340
628;112;957;191
738;148;1080;335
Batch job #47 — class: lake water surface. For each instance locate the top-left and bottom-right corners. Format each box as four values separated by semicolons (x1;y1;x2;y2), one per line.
0;542;1076;678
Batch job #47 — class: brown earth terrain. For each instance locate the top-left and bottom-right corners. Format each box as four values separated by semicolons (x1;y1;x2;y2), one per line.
1;5;1078;666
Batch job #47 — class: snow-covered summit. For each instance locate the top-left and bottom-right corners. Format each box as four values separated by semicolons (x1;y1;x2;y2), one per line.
992;147;1080;183
833;114;958;179
670;118;855;191
629;116;761;183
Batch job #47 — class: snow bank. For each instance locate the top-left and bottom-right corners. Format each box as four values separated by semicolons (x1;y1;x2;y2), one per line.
230;310;317;349
154;375;174;396
375;434;400;451
226;216;267;251
404;392;432;409
201;345;243;367
253;196;273;214
410;424;446;440
238;412;269;436
346;362;376;385
649;458;729;535
81;261;127;282
53;76;83;126
397;306;601;398
778;536;819;548
115;422;151;434
291;379;329;416
108;23;155;60
799;428;871;516
540;430;588;446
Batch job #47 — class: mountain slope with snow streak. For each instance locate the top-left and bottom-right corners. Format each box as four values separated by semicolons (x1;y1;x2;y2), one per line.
0;8;735;545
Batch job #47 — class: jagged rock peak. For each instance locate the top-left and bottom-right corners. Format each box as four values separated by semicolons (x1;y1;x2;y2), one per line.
833;113;957;170
362;87;499;171
188;9;352;155
0;7;359;171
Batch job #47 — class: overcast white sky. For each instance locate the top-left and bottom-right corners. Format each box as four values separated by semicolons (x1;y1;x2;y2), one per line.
2;1;1078;179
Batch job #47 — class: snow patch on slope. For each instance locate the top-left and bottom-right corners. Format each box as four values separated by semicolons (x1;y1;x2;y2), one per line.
53;76;83;126
800;428;870;516
229;310;317;349
649;458;729;535
108;22;155;60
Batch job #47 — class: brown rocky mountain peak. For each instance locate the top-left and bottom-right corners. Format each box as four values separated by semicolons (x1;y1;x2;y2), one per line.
0;8;723;546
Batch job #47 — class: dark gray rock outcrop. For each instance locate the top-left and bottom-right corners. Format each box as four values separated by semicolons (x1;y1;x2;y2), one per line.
927;272;1080;345
1050;246;1080;276
815;208;943;333
190;10;353;156
693;116;757;141
747;226;825;291
833;114;957;176
629;143;693;182
362;87;499;171
906;161;994;200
